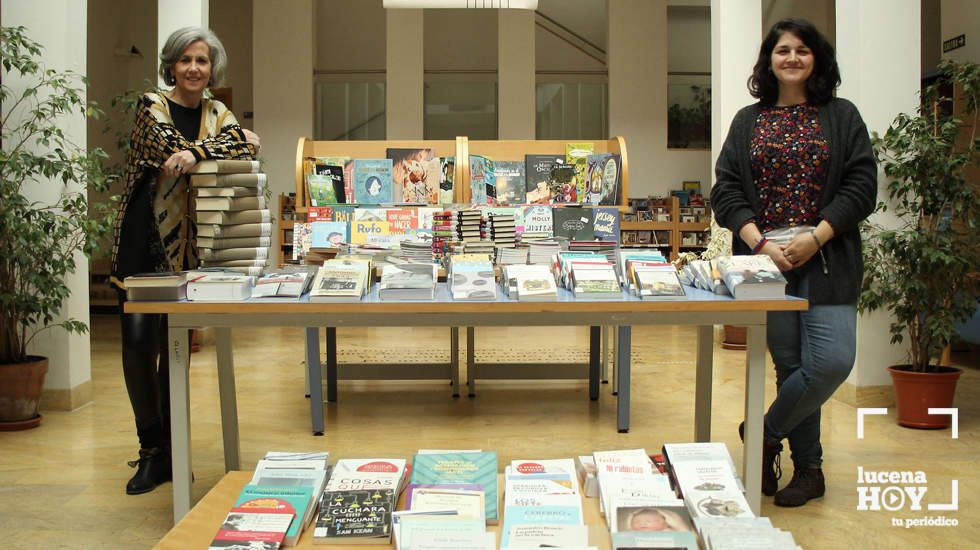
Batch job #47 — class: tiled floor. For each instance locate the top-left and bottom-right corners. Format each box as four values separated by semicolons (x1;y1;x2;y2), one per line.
0;315;976;548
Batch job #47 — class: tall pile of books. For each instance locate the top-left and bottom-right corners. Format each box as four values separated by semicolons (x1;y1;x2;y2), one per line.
189;159;270;276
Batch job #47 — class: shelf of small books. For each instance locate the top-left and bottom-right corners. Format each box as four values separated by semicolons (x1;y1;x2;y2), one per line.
620;196;710;261
165;443;802;549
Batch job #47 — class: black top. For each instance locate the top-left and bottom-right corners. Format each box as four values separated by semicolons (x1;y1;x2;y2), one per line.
165;97;203;141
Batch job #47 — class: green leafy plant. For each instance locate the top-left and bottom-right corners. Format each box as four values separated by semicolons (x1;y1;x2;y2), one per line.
860;59;979;372
0;26;117;364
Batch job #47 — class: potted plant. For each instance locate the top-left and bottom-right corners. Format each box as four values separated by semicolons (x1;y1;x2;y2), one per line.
0;26;116;429
859;59;979;429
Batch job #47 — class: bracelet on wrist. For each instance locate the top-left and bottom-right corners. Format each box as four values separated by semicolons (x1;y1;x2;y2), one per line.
751;237;769;255
809;229;823;248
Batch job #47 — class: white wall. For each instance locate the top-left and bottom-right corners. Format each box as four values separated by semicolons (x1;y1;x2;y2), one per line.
316;0;387;72
762;0;835;45
211;0;254;121
3;0;92;403
253;1;314;208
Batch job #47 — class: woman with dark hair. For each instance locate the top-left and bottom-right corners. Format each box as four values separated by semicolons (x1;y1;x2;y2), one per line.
711;18;876;507
109;26;260;495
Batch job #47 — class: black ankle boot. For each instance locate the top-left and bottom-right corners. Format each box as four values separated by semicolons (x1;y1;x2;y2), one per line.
739;421;782;496
774;467;825;507
126;446;172;495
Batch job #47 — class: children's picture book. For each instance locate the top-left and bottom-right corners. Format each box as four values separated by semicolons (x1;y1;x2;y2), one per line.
492;160;526;205
591;207;620;241
352;159;394;204
586;153;622;206
552;207;595;241
565;142;594;202
387;148;440;204
439;157;455;204
469;155;495;205
524;154;563;204
310;221;349;248
306;173;338;206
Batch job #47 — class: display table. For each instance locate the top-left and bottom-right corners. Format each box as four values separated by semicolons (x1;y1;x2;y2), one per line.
157;471;611;549
125;286;806;523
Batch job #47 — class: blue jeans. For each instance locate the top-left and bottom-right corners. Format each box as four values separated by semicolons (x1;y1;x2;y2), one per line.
764;274;856;469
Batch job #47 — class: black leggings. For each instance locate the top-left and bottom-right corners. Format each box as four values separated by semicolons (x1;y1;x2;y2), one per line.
118;291;170;450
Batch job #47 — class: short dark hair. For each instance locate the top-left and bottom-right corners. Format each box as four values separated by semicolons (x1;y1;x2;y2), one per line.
748;18;840;105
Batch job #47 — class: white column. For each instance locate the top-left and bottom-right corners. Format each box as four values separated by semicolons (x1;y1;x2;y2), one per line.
158;0;209;87
253;1;314;204
608;0;667;192
838;0;920;393
498;9;535;139
2;0;92;409
386;8;424;139
710;0;761;184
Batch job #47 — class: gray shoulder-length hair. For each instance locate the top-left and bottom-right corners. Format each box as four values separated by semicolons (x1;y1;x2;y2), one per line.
158;26;227;88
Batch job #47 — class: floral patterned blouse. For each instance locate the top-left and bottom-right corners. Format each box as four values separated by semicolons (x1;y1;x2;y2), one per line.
749;103;829;233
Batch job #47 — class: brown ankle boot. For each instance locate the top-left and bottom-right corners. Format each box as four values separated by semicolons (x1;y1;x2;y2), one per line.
739;421;782;496
774;467;825;507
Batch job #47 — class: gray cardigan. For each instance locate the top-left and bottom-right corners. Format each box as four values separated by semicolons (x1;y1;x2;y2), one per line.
710;98;877;305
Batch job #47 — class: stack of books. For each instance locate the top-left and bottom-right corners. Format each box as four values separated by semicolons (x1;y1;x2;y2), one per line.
501;458;586;549
210;450;330;549
502;264;558;301
456;210;484;242
449;256;497;301
189;159;270;276
488;212;516;246
377;263;438;301
308;257;372;302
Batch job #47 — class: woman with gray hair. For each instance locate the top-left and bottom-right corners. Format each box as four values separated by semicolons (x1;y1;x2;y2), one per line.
109;26;260;495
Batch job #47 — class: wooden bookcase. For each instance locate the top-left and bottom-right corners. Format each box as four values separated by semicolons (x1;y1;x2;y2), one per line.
620;195;710;260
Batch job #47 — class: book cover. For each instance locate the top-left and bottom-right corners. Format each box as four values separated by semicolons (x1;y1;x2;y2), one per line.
439;157;455;204
492;161;526;205
613;502;694;533
307;173;340;206
190;172;267;188
410;451;499;523
352;159;394;204
311;221;349;248
195;195;266;212
210;501;292;549
236;484;315;546
565;142;594;203
591;206;620;241
196;208;271;225
314;488;395;542
524;154;563;204
195;186;259;198
610;530;698;550
552;207;594;241
586;153;622;206
716;255;787;299
521;205;554;236
469;155;494;205
311;157;348;204
387;147;440;204
188;159;260;174
635;268;686;299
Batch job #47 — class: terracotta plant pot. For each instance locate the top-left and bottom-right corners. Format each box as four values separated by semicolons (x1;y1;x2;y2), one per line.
721;325;747;350
0;356;48;430
888;365;962;429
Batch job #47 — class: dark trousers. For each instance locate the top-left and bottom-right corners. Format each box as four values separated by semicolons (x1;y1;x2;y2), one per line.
117;290;170;450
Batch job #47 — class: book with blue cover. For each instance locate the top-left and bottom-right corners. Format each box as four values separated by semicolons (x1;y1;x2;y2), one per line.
591;206;621;241
353;159;394;204
410;451;499;524
311;221;349;248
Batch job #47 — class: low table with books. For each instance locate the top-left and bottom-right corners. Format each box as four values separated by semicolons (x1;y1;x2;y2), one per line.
126;287;806;523
158;471;610;549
